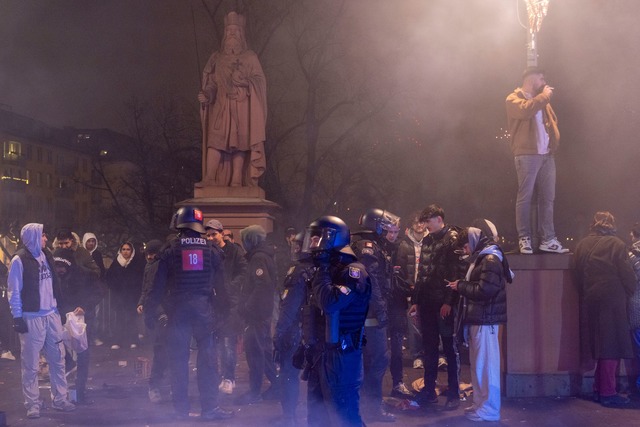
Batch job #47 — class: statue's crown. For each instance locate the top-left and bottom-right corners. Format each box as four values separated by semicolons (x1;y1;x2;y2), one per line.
224;12;246;28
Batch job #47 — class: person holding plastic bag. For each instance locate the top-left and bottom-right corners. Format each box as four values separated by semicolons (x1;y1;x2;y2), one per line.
7;224;76;419
53;247;102;405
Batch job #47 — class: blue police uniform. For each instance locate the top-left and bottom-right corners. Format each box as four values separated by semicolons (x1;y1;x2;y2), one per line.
146;230;228;418
306;255;371;427
273;260;315;423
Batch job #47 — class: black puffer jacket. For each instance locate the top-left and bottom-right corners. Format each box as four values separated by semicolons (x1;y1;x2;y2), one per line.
414;225;466;309
457;252;507;325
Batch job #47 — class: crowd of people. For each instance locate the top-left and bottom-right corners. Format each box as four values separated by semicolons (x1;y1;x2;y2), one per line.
3;204;640;425
3;65;640;424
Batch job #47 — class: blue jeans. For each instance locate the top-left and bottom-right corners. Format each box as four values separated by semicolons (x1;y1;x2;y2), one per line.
217;335;238;381
514;154;557;241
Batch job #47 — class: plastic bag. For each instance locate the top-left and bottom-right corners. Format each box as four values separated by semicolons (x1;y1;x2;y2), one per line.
62;312;88;353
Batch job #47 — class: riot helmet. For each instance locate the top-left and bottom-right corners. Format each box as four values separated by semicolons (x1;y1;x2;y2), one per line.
174;206;206;234
359;208;400;237
302;216;350;254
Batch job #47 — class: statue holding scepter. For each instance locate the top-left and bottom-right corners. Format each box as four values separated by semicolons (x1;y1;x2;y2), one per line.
196;12;267;188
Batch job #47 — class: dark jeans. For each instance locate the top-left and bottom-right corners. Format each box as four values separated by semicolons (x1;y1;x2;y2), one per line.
167;295;220;414
389;312;408;385
149;321;168;389
217;335;238;381
111;296;138;346
244;319;278;394
65;320;91;399
419;306;460;398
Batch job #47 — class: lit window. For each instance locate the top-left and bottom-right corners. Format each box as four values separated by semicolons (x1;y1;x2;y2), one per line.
3;141;21;160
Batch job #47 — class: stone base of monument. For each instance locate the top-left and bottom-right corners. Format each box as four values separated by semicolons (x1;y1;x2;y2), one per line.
181;186;279;235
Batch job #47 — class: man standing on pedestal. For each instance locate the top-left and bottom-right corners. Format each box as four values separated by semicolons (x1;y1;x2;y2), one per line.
506;66;568;255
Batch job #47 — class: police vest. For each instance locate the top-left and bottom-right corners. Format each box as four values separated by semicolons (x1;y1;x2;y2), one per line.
336;261;371;334
168;236;217;295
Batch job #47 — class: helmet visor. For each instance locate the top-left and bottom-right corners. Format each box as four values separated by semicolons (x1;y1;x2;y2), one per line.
302;226;338;253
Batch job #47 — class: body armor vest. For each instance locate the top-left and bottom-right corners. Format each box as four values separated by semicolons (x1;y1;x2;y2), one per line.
168;236;216;295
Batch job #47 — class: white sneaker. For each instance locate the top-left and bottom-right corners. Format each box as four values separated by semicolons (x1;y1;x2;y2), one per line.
413;358;424;369
52;399;76;412
130;344;137;349
219;379;235;395
1;350;16;360
94;338;104;346
519;236;533;254
110;345;120;350
26;404;40;419
539;238;569;254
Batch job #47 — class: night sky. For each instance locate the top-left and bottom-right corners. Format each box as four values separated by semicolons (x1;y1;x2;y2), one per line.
1;0;639;243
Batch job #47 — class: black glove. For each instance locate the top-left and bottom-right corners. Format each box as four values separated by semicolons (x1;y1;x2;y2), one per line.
13;317;28;334
312;251;331;267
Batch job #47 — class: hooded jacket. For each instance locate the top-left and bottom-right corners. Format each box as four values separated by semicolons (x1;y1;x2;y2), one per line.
239;240;276;323
82;232;106;278
457;246;509;326
8;223;62;317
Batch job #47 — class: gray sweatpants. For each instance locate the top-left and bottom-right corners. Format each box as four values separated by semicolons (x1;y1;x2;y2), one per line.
20;312;69;408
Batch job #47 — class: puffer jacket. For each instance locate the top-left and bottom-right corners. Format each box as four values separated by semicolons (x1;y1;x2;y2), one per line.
414;225;466;309
457;253;507;325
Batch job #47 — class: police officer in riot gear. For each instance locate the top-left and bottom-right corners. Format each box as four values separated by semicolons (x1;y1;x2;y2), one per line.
352;208;400;423
273;232;315;426
144;206;232;421
302;216;371;427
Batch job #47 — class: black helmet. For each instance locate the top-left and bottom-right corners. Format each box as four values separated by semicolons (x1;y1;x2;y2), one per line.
302;216;350;253
359;208;400;236
174;206;206;234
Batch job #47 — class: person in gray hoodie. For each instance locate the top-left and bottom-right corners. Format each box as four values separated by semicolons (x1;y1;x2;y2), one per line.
7;223;76;418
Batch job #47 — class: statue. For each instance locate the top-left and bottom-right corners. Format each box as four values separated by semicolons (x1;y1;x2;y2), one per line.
196;12;267;188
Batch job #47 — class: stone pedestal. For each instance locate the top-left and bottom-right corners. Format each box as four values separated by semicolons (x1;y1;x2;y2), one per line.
505;253;581;397
181;185;279;236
